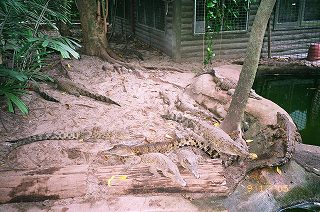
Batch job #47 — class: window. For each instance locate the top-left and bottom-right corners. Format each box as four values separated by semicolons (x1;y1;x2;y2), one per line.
194;0;250;34
154;1;166;30
275;0;320;29
137;0;165;31
278;0;300;23
303;0;320;22
115;0;131;20
115;0;125;18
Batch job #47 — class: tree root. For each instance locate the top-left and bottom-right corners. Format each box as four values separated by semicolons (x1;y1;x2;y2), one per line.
99;46;146;72
98;45;186;74
0;110;8;132
142;65;185;73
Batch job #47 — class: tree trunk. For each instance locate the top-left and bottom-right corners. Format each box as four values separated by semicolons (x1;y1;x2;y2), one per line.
57;20;72;37
56;0;72;37
0;159;228;203
76;0;107;56
76;0;135;68
220;0;277;135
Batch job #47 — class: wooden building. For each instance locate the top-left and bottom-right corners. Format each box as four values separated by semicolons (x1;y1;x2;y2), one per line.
113;0;320;61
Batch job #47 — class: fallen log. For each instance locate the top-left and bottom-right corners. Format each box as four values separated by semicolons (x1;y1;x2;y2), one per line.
0;159;228;203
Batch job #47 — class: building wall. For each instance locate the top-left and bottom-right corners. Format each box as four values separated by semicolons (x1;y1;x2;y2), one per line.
179;0;320;60
113;0;320;61
135;2;174;57
179;0;254;61
113;1;175;57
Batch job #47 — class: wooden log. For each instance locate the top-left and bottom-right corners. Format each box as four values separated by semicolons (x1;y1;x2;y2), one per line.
0;159;229;203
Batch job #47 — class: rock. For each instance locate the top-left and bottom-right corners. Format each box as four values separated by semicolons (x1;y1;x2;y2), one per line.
294;143;320;176
192;159;320;212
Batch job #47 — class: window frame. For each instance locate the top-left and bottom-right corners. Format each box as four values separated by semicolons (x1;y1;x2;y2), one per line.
136;0;166;32
274;0;320;30
193;0;250;35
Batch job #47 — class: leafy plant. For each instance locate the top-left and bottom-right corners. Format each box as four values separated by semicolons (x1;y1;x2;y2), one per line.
0;67;28;114
0;0;80;114
204;0;251;64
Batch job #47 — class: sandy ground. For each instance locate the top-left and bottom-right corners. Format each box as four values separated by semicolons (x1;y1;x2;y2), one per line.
0;45;228;210
0;42;319;211
0;55;198;169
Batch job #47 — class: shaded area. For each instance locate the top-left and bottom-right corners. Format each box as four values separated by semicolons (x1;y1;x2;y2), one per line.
253;75;320;146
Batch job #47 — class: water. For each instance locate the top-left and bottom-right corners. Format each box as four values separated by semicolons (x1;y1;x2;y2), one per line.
253;75;320;146
277;201;320;211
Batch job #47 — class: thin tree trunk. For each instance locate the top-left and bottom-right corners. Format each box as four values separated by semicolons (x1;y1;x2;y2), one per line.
77;0;107;56
76;0;134;68
220;0;277;135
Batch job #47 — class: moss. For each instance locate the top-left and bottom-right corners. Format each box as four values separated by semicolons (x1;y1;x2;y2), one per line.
277;176;320;206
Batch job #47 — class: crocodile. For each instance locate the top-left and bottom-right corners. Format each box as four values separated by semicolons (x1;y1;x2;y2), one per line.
29;82;60;103
4;127;111;150
107;111;248;168
54;77;121;106
135;153;187;186
106;142;177;156
106;133;220;179
246;112;300;172
174;92;221;122
208;69;261;100
30;77;120;106
173;148;201;179
274;112;299;166
162;111;250;160
106;130;221;159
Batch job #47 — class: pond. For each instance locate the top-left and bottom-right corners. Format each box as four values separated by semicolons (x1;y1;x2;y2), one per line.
253;74;320;146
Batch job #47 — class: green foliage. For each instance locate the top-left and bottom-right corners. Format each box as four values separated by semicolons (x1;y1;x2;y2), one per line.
0;0;80;114
0;66;28;114
204;0;251;64
276;176;320;206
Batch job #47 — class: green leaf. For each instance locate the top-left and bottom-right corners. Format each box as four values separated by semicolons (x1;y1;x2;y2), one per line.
7;99;14;113
5;93;28;114
0;68;28;82
42;39;49;47
207;2;215;8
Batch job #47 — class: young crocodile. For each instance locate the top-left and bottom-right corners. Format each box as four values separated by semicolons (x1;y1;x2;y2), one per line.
30;77;120;106
162;111;250;160
208;69;261;100
106;131;221;159
128;153;187;187
275;112;298;166
4;127;109;150
54;77;121;106
29;82;60;103
246;112;300;172
172;148;201;179
106;134;219;179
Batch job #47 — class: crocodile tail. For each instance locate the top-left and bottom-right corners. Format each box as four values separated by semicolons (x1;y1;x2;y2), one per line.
35;89;60;103
7;133;55;149
85;92;121;107
30;83;60;103
161;111;193;127
7;132;82;149
175;132;219;159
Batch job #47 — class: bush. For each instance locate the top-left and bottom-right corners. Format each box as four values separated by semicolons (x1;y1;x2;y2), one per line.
0;0;80;114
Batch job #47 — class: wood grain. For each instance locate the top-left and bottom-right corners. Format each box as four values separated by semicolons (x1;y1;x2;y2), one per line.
0;159;229;203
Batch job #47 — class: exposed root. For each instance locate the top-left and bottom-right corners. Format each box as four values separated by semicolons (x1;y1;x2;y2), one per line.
0;110;8;132
99;47;145;72
99;45;186;74
106;47;125;62
142;65;185;73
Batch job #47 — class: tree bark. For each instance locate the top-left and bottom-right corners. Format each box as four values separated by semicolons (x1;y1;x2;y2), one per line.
56;20;72;37
76;0;137;69
220;0;277;135
76;0;107;56
0;159;228;203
